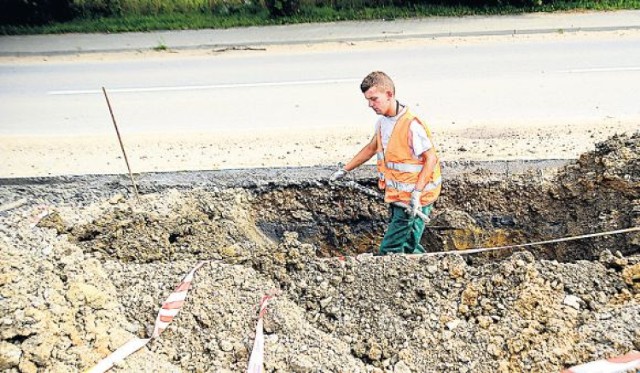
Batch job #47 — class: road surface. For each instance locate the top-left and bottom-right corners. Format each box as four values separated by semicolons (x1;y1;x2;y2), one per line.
1;31;639;137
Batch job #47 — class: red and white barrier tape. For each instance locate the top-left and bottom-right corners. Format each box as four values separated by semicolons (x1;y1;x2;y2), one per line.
562;351;640;373
247;295;273;373
82;225;638;373
29;205;51;228
86;261;206;373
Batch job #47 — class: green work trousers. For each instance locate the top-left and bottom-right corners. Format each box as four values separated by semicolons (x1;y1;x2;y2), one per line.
379;204;432;255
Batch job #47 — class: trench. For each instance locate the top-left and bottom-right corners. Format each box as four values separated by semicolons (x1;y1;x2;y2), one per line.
252;170;638;263
63;157;638;264
4;133;639;372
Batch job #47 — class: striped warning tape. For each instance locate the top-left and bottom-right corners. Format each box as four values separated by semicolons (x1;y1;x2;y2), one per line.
409;226;640;257
81;221;637;372
335;180;640;256
326;226;640;262
29;205;51;228
247;295;273;373
86;261;206;373
562;351;640;373
410;227;640;256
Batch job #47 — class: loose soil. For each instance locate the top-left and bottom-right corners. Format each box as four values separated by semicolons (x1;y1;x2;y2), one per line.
0;133;638;372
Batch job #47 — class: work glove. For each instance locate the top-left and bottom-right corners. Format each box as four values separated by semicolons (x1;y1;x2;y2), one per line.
329;168;349;182
409;189;422;217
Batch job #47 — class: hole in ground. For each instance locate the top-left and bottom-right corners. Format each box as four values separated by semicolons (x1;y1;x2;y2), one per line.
251;167;638;263
67;133;639;266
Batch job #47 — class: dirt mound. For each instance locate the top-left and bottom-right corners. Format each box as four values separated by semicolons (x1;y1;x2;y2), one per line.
0;133;638;372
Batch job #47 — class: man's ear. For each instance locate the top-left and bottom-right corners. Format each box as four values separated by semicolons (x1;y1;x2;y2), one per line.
386;90;393;99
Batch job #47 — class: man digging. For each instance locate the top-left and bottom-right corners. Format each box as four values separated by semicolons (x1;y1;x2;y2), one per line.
330;71;442;255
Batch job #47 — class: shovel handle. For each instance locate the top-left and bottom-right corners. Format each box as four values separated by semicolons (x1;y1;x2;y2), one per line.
392;202;431;223
334;180;431;223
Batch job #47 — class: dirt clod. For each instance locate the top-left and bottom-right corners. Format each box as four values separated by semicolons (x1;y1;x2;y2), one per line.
0;133;638;372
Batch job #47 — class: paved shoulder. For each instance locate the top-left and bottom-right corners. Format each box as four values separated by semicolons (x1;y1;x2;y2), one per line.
1;10;639;56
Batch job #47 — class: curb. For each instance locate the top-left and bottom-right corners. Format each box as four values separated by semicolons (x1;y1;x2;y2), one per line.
1;14;639;57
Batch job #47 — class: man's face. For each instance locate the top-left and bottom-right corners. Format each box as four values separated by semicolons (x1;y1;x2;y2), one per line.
364;86;393;116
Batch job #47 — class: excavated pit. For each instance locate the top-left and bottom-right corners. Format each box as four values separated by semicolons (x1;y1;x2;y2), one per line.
1;133;639;372
61;146;637;265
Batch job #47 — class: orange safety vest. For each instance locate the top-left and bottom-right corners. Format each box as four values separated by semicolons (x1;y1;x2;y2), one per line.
376;109;442;205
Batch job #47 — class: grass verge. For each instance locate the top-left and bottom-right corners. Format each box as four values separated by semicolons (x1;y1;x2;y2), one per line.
1;0;639;35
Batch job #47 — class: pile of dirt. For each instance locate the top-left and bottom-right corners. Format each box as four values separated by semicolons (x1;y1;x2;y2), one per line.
0;133;638;372
427;133;640;263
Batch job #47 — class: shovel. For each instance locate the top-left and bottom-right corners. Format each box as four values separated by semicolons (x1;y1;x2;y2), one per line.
335;180;431;223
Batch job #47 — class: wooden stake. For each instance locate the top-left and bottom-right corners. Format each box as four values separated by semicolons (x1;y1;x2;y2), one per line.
102;87;140;203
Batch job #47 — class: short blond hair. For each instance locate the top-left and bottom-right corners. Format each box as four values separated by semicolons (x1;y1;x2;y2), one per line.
360;71;395;94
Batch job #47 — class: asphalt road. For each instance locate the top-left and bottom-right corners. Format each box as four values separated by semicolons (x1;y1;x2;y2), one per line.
1;31;639;137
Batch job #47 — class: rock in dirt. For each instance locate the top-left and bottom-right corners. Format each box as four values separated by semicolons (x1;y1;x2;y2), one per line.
0;133;638;372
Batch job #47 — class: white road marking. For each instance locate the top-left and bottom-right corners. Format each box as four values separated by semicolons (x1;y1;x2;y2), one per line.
47;78;360;95
556;66;640;73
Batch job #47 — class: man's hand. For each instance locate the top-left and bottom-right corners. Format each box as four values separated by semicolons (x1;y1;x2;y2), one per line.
329;168;349;182
409;189;422;217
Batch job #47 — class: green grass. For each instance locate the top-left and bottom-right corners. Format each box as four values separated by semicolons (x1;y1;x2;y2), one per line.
152;38;168;51
2;0;639;35
0;12;269;35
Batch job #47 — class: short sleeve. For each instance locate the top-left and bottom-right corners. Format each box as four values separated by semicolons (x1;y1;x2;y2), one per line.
409;119;433;157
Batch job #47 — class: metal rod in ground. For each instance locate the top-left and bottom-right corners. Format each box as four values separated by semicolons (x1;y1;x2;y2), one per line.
102;87;140;203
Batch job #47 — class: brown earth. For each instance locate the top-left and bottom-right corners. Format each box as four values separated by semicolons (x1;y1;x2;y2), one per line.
0;133;638;372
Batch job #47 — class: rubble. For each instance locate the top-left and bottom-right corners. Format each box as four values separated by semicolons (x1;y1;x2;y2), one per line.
0;133;638;372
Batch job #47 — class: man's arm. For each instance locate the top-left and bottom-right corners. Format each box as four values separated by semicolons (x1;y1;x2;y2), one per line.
343;134;378;172
414;147;438;191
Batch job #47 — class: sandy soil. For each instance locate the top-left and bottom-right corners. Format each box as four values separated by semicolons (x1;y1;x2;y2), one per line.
1;30;639;178
1;134;638;372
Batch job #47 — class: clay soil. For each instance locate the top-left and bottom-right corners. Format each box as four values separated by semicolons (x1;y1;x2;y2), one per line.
0;133;639;372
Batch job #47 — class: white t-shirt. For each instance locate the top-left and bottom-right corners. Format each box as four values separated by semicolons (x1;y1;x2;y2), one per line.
375;105;433;159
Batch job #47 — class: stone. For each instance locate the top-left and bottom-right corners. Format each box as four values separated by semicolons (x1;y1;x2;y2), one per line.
622;264;640;288
563;295;582;310
446;319;462;330
477;316;492;329
487;343;503;358
109;194;125;204
219;340;233;352
394;360;411;373
0;341;22;369
319;297;332;309
367;343;382;361
290;354;314;373
67;282;109;309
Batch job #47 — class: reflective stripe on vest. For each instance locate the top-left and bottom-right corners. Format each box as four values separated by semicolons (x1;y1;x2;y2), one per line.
379;172;385;181
386;176;442;193
425;176;442;191
386;161;423;173
375;107;442;204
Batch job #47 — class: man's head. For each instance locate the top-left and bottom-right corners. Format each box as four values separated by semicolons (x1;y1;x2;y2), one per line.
360;71;396;116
